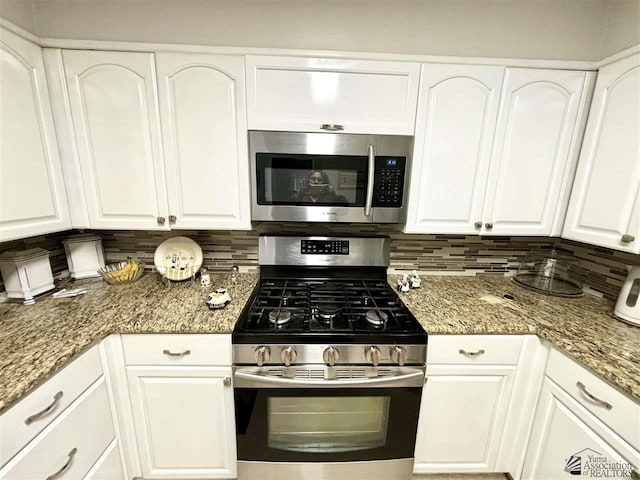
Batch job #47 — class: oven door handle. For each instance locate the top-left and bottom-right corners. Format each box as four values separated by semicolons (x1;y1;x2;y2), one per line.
364;145;375;217
234;369;425;389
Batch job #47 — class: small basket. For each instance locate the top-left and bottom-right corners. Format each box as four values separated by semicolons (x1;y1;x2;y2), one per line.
98;260;145;284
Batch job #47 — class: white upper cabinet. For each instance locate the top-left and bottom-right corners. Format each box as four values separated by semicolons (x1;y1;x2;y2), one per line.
405;64;505;234
563;54;640;253
482;68;594;236
155;53;250;230
63;50;170;230
0;28;71;242
245;56;420;135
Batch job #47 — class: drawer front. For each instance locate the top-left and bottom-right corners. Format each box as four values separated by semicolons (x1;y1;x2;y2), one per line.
427;335;524;365
546;348;640;450
0;346;103;466
121;334;232;366
83;439;124;480
0;377;115;480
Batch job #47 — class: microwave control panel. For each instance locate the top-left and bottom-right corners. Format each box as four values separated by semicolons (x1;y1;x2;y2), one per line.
372;157;406;207
301;240;350;255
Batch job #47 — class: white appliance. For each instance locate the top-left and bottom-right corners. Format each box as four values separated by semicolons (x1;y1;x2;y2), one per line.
0;248;55;304
614;266;640;326
63;233;105;279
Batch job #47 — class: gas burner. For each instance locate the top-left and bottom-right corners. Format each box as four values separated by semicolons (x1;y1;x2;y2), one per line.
366;309;388;326
268;309;292;326
316;304;341;324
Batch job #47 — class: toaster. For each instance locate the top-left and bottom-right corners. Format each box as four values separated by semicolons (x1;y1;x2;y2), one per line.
615;266;640;326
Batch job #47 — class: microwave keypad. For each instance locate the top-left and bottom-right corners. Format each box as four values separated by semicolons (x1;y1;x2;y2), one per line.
373;157;405;207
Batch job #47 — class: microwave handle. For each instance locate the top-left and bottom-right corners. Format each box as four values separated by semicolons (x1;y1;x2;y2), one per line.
365;145;375;216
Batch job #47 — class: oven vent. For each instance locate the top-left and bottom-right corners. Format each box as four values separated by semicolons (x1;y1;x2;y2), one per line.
378;368;393;377
336;369;366;379
293;369;325;379
267;369;285;377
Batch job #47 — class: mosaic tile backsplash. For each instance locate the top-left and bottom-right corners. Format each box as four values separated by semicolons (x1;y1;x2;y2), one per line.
1;223;638;301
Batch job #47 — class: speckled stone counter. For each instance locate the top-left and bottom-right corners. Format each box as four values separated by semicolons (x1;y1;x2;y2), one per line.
0;272;258;414
389;275;640;403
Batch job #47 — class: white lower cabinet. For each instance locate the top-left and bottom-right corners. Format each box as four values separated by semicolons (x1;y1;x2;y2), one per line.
521;377;640;479
83;439;125;480
126;366;237;479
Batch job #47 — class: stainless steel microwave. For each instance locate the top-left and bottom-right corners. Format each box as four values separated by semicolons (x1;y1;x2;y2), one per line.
250;131;413;223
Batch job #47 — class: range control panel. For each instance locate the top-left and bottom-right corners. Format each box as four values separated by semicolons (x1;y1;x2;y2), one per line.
372;156;406;207
301;240;350;255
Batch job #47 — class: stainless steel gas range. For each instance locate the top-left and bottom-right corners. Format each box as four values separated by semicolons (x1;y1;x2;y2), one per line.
232;236;428;480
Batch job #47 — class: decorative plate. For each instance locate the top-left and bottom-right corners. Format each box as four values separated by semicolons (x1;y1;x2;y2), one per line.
154;236;203;282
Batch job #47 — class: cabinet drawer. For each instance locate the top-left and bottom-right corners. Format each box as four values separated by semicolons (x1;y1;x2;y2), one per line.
83;439;124;480
0;346;103;466
546;348;640;450
121;334;232;366
427;335;523;365
0;377;115;480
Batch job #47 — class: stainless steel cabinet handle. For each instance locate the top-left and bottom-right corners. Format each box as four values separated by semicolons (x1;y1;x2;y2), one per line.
485;222;493;229
46;448;77;480
168;215;177;223
459;349;485;356
25;391;63;425
223;377;232;387
320;124;344;131
474;221;482;229
364;145;375;216
162;349;191;357
577;381;612;410
622;234;635;243
157;216;166;225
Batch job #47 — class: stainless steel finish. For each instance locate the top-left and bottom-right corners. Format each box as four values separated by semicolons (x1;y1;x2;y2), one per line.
46;448;77;480
474;221;482;229
323;346;340;366
485;222;493;229
157;216;165;225
364;145;375;217
254;346;271;366
162;349;191;357
249;131;412;223
576;381;613;410
168;215;177;223
366;346;381;366
281;346;297;367
258;236;389;267
24;391;63;425
235;343;427;366
320;124;344;131
237;458;414;480
459;348;485;356
622;234;635;243
234;365;425;389
390;346;407;366
223;377;232;387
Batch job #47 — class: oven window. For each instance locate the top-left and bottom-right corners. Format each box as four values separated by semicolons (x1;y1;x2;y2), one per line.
267;396;390;453
256;153;367;206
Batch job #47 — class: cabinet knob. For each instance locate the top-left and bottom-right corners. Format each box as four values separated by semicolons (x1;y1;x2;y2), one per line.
485;222;493;229
474;221;482;229
157;216;166;225
223;377;232;387
320;124;344;131
622;234;635;243
168;215;177;224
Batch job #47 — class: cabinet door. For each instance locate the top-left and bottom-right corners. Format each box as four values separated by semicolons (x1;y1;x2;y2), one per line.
63;50;169;230
414;365;516;473
246;56;420;135
0;28;71;241
482;68;592;236
405;64;504;234
522;377;640;479
126;366;236;479
563;54;640;253
155;53;250;230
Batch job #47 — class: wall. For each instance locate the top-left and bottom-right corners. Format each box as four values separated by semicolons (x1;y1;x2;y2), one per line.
29;0;610;61
2;225;638;301
599;0;640;59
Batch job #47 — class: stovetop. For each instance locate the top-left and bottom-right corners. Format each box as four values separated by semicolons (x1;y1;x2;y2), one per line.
232;277;427;344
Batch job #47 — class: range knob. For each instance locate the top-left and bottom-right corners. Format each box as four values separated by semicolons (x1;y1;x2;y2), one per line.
280;346;297;367
390;346;407;366
253;346;270;366
366;346;381;366
323;347;340;367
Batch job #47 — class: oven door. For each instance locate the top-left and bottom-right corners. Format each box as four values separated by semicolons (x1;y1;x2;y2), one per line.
234;366;424;463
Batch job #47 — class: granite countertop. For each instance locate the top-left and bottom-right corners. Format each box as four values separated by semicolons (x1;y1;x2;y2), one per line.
1;272;639;416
